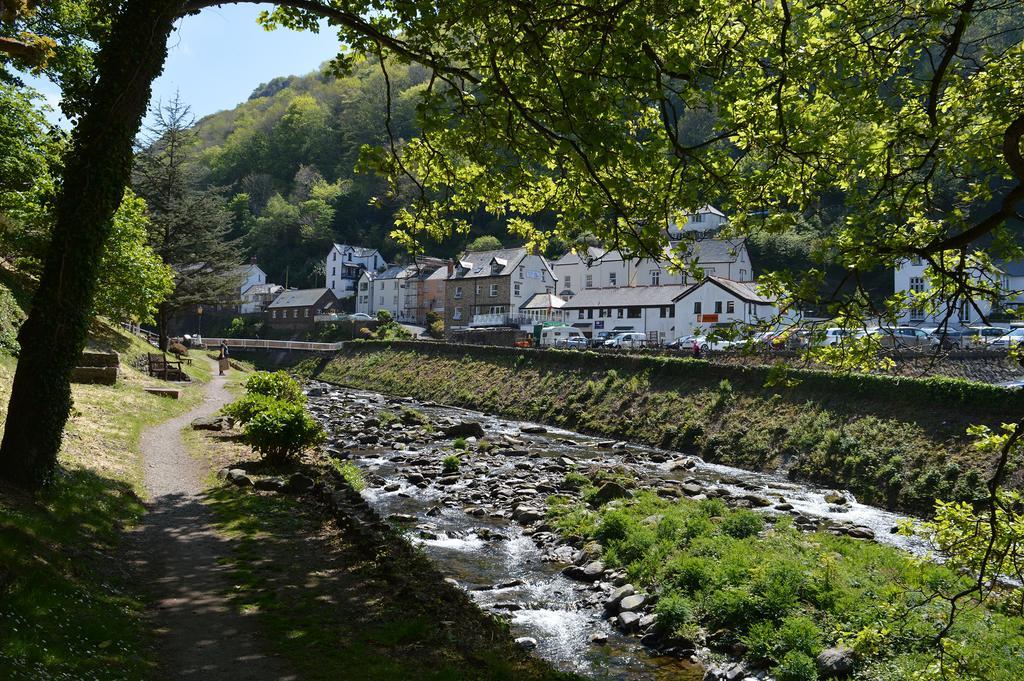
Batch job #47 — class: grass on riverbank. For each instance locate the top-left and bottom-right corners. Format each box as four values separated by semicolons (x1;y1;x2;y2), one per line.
0;324;205;679
318;346;1015;515
188;423;579;681
548;490;1024;681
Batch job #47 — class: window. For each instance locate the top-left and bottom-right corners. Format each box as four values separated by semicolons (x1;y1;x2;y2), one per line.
578;309;585;319
627;307;642;318
475;285;482;295
454;286;463;299
332;267;336;276
304;309;309;317
714;301;723;314
659;306;675;318
565;275;571;290
293;309;298;318
693;301;702;314
585;274;593;288
333;252;336;261
453;307;463;320
514;282;522;296
693;212;704;223
519;266;524;279
272;310;277;319
960;300;970;323
617;308;624;318
739;269;746;280
609;272;617;287
909;276;925;293
651;270;660;286
489;284;498;297
726;301;735;314
911;256;922;266
660;306;668;318
587;309;594;319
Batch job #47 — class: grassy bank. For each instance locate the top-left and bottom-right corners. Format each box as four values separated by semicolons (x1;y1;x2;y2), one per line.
548;488;1024;680
317;343;1022;515
187;418;578;681
0;325;204;679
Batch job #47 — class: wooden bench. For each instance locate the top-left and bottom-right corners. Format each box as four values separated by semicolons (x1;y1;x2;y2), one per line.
147;353;183;381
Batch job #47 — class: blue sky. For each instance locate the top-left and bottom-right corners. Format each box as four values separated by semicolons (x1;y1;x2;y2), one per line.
28;4;340;126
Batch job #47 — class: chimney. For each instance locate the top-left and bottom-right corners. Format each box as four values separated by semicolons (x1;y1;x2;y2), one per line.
447;259;454;277
250;255;257;265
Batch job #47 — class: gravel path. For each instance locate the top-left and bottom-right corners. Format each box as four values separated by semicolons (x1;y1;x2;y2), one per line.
128;359;295;680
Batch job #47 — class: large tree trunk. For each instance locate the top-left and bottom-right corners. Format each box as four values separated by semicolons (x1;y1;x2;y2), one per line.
0;0;185;488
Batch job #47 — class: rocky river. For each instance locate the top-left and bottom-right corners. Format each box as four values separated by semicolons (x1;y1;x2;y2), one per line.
304;381;924;680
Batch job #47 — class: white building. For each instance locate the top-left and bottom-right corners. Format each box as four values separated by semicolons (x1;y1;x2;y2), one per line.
892;258;1013;326
672;277;779;336
234;261;268;313
667;205;728;238
355;265;407;318
326;244;387;299
355;259;447;322
562;284;692;345
240;283;284;314
551;239;752;299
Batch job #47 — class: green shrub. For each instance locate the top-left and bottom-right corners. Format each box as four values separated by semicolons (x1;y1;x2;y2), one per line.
662;555;718;593
563;471;590;490
242;399;326;464
753;561;805;617
775;650;819;681
704;586;757;631
742;620;779;664
452;437;467;450
655;591;694;636
722;509;765;539
222;393;278;425
442;454;460;473
244;371;304;403
776;615;823;658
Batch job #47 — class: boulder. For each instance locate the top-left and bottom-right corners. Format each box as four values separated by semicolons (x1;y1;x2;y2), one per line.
512;506;546;524
846;526;876;540
227;469;252;487
254;478;284;492
817;645;855;678
605;584;635;611
680;482;703;496
444;421;486;439
824;491;848;505
617;611;642;632
515;637;538;651
563;560;604;582
590;482;632;506
589;632;609;645
520;425;548;434
619;594;648;612
281;473;315;494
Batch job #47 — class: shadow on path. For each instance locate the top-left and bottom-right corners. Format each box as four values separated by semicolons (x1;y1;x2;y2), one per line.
127;360;295;680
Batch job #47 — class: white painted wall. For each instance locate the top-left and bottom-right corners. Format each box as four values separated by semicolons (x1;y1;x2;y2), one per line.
673;282;778;336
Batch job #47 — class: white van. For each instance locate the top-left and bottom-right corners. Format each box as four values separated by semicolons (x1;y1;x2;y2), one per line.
540;326;585;348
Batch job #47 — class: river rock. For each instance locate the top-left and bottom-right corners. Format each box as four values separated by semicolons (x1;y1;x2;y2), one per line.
512;506;546;524
589;632;609;645
680;482;703;496
847;526;876;540
824;491;847;505
590;482;632;506
444;421;486;438
617;611;641;632
191;415;229;431
520;425;548;434
817;645;855;678
563;560;605;582
668;457;697;471
741;493;772;507
619;594;647;612
605;584;635;610
514;637;537;650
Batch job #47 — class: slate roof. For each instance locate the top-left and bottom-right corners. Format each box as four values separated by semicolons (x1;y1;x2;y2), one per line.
563;284;693;308
333;244;381;258
449;248;529;278
553;239;746;267
671;277;773;305
995;260;1024;277
266;288;332;309
520;293;567;310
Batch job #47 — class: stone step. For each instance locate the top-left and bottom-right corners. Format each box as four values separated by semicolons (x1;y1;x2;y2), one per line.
144;387;181;399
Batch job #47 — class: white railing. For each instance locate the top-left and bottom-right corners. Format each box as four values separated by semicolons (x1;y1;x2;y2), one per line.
204;337;344;352
469;313;535;327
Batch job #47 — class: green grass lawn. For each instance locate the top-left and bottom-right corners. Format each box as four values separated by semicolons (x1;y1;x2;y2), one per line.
0;323;206;679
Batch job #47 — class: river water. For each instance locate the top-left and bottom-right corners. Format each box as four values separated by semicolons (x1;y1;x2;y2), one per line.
305;382;925;680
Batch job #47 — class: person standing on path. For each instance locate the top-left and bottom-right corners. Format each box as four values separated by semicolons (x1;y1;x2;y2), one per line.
218;340;230;375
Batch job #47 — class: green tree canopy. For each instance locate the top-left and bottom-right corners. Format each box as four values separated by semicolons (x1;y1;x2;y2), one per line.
465;235;501;252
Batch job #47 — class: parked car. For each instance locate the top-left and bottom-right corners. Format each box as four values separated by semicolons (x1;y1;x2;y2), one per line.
561;336;590;350
937;325;1006;349
604;332;649;350
666;334;699;350
589;331;614;348
811;327;854;347
857;326;939;349
349;312;374;321
990;328;1024;350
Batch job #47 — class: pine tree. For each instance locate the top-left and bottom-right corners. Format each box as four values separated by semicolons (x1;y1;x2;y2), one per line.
132;94;239;349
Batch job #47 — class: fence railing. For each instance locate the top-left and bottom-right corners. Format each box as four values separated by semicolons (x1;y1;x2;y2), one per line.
203;337;345;352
